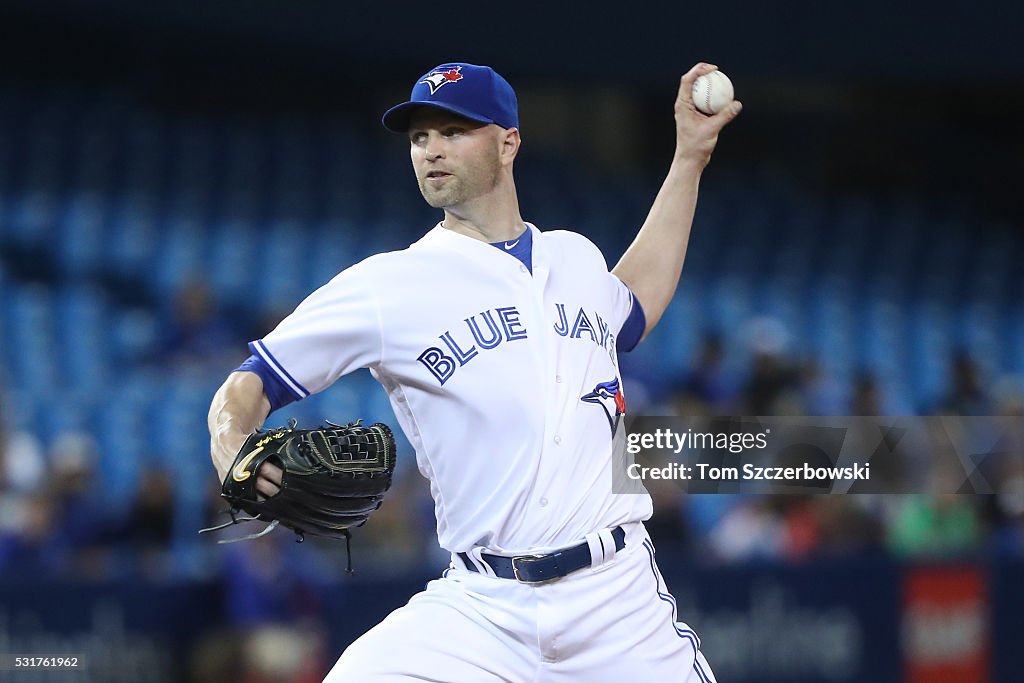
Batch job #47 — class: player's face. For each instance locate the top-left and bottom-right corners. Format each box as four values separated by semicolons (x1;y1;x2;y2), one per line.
408;109;502;209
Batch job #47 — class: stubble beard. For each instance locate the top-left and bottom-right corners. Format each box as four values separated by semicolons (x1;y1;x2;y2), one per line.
419;176;465;208
418;153;501;209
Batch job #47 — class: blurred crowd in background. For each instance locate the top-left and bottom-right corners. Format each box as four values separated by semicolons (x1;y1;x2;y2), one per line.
1;70;1023;581
0;67;1021;683
3;318;1022;590
0;87;1016;584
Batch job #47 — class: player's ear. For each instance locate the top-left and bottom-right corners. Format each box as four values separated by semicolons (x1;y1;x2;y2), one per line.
499;127;521;166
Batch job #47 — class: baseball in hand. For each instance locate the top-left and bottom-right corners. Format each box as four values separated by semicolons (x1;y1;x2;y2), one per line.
691;70;735;115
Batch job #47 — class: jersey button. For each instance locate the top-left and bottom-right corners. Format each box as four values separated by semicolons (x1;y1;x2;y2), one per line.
539;497;549;507
553;435;562;445
555;375;562;383
519;265;528;273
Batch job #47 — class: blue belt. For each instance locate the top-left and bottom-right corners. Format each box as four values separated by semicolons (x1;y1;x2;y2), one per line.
457;526;626;584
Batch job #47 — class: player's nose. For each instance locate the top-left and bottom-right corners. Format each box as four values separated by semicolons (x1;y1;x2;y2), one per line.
423;132;446;160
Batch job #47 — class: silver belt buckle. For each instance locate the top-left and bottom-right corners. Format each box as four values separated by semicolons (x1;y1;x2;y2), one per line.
510;554;547;583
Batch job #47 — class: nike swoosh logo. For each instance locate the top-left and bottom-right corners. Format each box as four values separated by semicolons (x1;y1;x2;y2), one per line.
504;239;519;250
232;446;264;482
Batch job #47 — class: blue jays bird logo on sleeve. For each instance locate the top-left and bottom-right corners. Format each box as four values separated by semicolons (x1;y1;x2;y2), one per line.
581;378;626;436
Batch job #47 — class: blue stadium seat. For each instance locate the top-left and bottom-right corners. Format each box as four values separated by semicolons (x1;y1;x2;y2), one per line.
7;284;58;392
56;285;110;390
94;397;147;506
108;193;160;279
907;304;953;410
306;220;362;290
152;219;207;298
1006;313;1024;374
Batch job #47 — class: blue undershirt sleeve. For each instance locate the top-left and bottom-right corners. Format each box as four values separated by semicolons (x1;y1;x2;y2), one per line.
235;354;301;413
616;290;646;353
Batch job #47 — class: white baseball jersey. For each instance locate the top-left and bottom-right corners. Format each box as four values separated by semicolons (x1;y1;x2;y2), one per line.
249;222;653;554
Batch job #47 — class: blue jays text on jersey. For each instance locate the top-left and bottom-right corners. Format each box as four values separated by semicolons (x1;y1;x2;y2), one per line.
240;223;650;555
417;302;619;385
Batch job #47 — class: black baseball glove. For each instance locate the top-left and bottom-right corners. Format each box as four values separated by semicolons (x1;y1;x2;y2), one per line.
202;420;396;551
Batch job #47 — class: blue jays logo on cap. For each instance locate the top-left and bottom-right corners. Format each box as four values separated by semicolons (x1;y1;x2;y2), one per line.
382;62;519;133
420;65;465;95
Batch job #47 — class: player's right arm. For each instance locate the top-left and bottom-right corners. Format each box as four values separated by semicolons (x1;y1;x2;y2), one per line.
208;371;282;498
208;260;384;498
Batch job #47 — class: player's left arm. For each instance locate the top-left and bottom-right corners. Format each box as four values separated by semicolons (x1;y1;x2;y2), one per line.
612;63;742;339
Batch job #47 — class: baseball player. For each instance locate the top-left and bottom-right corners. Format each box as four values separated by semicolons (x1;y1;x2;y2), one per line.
208;61;740;682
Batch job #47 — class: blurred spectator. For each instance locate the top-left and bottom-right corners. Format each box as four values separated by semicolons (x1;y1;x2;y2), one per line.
992;375;1024;416
221;533;331;627
811;497;885;557
674;333;736;413
110;465;176;577
717;496;886;563
188;624;328;683
937;351;993;415
346;471;440;573
850;372;883;415
798;359;845;416
159;278;243;370
776;497;820;561
239;624;328;683
741;351;801;415
127;468;175;545
706;498;785;562
0;416;46;495
644;471;692;553
740;318;802;415
991;374;1024;417
980;421;1024;556
46;431;117;577
188;628;246;683
670;387;712;419
887;432;984;557
0;492;61;575
888;494;981;558
0;399;48;568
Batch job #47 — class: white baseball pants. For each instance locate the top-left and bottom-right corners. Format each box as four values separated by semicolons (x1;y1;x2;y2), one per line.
325;523;716;683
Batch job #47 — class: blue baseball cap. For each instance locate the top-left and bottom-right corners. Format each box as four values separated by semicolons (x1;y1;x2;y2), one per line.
381;62;519;133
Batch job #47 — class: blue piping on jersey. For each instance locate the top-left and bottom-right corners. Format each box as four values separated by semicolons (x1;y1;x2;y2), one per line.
642;539;706;660
693;658;713;683
249;340;310;399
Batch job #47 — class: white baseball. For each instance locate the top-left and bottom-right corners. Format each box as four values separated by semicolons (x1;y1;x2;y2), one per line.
691;70;734;115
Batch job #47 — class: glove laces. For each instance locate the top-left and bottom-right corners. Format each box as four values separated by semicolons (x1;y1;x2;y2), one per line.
199;512;356;574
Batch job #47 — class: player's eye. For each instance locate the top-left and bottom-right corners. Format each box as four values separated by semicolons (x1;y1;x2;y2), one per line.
442;127;464;138
410;131;428;145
